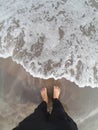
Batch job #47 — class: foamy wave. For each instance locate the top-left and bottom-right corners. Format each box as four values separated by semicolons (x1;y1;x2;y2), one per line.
0;0;98;87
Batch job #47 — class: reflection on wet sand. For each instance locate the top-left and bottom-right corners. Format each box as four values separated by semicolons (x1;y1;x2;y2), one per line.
0;57;98;130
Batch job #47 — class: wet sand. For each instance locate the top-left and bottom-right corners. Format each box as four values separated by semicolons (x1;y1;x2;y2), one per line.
0;57;98;130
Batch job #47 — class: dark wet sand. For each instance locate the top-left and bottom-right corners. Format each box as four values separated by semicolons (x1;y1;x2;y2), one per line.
0;57;98;130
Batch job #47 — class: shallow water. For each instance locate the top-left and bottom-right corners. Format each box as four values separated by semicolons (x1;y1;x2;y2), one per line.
0;58;98;130
0;0;98;130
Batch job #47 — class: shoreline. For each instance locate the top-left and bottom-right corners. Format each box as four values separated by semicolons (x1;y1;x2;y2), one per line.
0;57;98;130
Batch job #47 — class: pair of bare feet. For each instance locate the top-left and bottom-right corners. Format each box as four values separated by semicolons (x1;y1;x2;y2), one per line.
41;86;60;104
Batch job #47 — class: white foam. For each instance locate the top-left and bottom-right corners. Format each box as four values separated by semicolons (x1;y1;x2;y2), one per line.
0;0;98;87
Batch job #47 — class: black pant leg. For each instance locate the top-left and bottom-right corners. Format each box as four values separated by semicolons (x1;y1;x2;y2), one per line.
50;99;78;130
34;101;48;120
50;99;68;120
21;101;48;123
12;101;49;130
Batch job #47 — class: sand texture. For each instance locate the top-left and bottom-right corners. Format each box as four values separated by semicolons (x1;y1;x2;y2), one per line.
0;58;98;130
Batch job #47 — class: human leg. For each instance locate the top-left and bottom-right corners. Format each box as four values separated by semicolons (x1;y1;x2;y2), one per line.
31;87;49;120
50;86;67;120
50;86;78;130
50;86;74;120
12;88;49;130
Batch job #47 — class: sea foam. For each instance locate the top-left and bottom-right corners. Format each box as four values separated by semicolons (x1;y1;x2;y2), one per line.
0;0;98;87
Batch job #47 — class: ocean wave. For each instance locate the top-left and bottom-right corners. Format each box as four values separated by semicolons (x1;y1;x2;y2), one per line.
0;0;98;87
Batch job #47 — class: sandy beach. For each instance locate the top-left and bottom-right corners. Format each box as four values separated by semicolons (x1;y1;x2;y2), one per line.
0;57;98;130
0;0;98;130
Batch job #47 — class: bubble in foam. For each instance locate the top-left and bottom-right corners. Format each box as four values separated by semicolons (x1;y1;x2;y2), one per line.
0;0;98;87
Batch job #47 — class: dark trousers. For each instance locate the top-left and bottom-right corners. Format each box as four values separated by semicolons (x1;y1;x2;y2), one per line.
13;99;78;130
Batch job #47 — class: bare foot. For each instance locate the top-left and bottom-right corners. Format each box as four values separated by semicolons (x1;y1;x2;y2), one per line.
53;86;61;99
41;87;48;103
